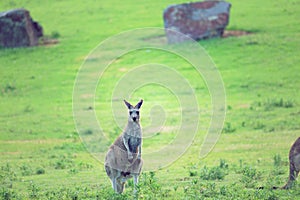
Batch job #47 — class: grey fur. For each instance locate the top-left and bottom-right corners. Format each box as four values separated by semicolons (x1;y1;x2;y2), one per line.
282;137;300;189
105;99;143;194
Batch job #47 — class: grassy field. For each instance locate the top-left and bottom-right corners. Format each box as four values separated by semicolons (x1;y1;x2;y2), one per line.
1;0;300;199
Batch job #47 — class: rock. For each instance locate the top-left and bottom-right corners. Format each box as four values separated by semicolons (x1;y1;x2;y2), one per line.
163;1;231;43
0;8;43;48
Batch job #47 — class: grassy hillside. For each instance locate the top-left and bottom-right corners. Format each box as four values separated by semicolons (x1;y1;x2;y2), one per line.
1;0;300;199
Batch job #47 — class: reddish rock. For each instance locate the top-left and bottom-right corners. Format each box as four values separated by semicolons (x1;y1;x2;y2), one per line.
0;9;43;48
163;1;231;43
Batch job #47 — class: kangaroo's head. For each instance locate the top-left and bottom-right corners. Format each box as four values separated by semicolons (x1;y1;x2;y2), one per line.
124;99;143;123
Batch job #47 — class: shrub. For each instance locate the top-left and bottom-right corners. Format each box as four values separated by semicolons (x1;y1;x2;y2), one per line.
222;122;236;133
200;165;226;180
20;164;33;176
134;171;172;199
240;165;261;188
1;164;18;187
36;168;45;175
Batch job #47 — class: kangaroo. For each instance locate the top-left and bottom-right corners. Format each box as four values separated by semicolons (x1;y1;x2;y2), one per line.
105;99;143;194
281;137;300;189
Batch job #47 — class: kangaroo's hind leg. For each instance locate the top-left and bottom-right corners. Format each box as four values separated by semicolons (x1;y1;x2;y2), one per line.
132;173;139;194
108;167;122;193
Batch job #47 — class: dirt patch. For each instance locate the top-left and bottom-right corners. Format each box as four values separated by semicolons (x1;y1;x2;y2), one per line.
142;30;252;44
39;37;59;46
222;30;252;38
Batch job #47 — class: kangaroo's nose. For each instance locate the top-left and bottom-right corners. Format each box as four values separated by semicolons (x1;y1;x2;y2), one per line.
132;117;136;121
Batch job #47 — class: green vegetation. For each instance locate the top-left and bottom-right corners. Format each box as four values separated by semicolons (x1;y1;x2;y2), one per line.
1;0;300;199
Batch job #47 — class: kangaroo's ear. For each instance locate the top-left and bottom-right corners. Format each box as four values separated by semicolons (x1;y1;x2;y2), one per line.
124;100;133;109
135;99;143;109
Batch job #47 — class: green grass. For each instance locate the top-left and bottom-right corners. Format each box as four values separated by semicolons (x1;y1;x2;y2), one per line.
1;0;300;199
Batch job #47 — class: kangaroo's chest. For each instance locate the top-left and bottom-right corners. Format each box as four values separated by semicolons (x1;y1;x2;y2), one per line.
128;137;141;153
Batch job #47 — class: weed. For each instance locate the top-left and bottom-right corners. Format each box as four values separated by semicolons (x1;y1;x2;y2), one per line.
273;154;282;167
242;165;258;179
69;168;78;174
222;122;236;133
36;167;46;175
240;165;261;188
173;185;178;192
184;181;219;199
29;181;40;199
241;121;246;127
0;164;17;188
239;159;243;169
264;126;275;133
271;167;285;177
3;83;16;94
54;143;84;152
220;159;229;169
78;162;93;170
200;165;227;180
251;98;295;111
188;163;198;177
83;129;93;135
23;105;34;113
252;121;266;130
54;155;74;170
137;171;171;199
265;98;294;110
0;187;19;200
271;154;285;177
51;31;61;39
1;163;12;172
20;164;33;176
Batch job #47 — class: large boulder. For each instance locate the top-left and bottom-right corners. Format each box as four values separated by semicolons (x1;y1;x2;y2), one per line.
0;9;43;48
163;1;231;43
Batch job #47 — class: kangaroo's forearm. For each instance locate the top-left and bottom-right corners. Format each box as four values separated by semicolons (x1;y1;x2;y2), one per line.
122;135;130;152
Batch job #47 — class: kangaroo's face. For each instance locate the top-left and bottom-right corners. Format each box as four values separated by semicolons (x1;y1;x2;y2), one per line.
124;99;143;123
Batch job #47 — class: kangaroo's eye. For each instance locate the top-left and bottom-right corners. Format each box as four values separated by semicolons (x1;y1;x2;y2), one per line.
129;111;132;115
136;111;139;115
